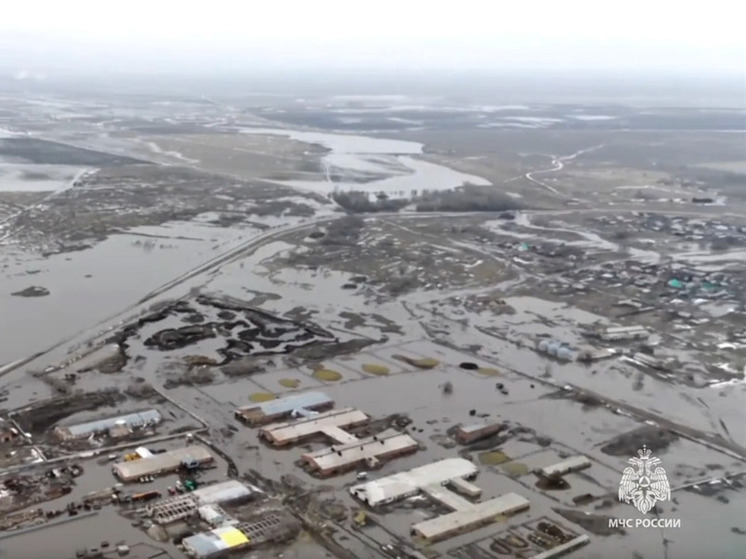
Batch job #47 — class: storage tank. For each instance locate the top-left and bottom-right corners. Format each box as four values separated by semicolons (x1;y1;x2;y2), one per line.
538;340;550;352
546;341;561;356
557;347;574;361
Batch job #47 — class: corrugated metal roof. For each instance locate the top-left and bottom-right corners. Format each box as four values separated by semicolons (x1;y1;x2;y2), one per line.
112;446;212;480
182;532;227;558
449;477;482;498
605;326;648;334
350;458;478;506
422;484;472;512
238;391;331;415
61;409;161;437
192;480;257;505
304;428;417;472
537;455;591;478
259;408;368;443
458;422;489;434
215;526;249;547
412;493;530;540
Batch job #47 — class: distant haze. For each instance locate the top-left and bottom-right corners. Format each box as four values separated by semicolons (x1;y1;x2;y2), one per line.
2;0;745;76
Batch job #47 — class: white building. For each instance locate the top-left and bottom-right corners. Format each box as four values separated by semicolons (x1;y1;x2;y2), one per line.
350;458;478;507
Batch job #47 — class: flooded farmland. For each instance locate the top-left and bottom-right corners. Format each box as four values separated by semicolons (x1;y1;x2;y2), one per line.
0;86;744;559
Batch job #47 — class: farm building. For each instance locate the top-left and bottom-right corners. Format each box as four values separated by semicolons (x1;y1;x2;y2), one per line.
182;510;300;558
112;445;213;481
411;493;530;542
454;422;502;445
302;429;418;476
258;407;369;447
54;409;162;440
349;458;478;507
536;455;591;479
234;392;333;425
598;325;649;341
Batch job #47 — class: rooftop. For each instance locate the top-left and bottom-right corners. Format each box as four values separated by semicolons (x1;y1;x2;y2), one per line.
457;422;491;434
112;445;213;480
191;480;259;505
57;409;162;438
258;407;369;445
411;493;530;541
303;428;417;473
236;391;332;417
350;458;478;506
422;484;472;512
536;455;592;478
182;526;249;558
604;325;648;334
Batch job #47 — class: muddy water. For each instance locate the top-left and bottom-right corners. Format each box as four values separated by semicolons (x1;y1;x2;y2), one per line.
0;223;256;364
241;127;491;198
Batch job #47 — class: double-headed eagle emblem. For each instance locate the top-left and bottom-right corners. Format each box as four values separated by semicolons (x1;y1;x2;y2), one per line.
618;446;671;514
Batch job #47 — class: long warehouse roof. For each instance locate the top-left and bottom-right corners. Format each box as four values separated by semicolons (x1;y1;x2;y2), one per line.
183;526;249;558
113;445;212;480
304;429;416;471
192;480;259;505
350;458;478;506
259;408;368;442
236;391;331;414
412;493;530;541
59;409;162;437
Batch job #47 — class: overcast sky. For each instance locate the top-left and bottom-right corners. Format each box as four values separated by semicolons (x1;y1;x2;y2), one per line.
1;0;745;75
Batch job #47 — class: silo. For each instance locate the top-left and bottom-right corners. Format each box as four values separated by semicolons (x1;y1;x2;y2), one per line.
547;341;561;356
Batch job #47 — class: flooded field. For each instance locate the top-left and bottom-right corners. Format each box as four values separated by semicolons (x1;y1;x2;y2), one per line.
0;90;744;558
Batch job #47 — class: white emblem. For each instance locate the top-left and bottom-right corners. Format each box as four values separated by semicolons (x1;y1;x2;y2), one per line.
618;446;671;514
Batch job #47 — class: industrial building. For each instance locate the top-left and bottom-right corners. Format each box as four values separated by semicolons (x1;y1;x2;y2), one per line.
350;458;478;506
258;407;369;446
54;409;162;440
198;505;235;527
448;477;483;499
629;352;668;370
234;391;333;425
182;510;300;558
149;480;260;524
410;493;530;542
112;445;213;481
301;428;418;476
454;422;502;445
181;525;250;558
598;325;649;342
577;347;619;363
350;457;530;542
536;456;591;479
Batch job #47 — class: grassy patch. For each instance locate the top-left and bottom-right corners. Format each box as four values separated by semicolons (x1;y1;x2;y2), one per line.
313;369;343;382
362;363;390;376
479;450;510;466
279;378;301;389
248;392;276;403
393;354;440;369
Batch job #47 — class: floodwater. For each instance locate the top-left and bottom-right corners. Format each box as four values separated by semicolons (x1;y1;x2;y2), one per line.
0;165;86;193
241;127;490;198
0;222;254;364
498;212;662;263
